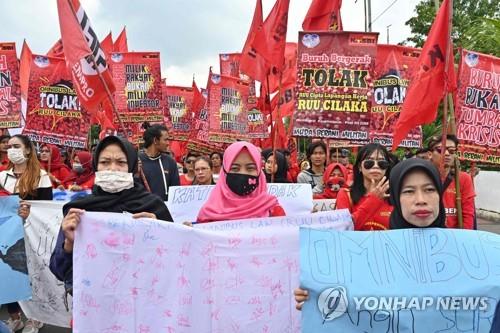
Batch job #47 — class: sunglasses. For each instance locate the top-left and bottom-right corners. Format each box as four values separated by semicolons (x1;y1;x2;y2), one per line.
362;159;390;170
432;146;457;154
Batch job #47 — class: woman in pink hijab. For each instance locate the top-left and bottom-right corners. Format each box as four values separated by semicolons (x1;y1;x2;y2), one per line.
197;141;285;223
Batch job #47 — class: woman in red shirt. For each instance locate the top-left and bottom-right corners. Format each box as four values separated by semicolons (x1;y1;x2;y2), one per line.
335;143;394;230
39;144;72;188
62;151;95;191
197;141;285;223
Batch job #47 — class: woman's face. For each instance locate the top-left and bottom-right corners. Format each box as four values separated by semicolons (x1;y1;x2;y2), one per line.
229;149;258;176
400;170;440;227
184;156;196;172
210;154;221;168
194;160;212;185
360;150;388;183
97;144;128;172
310;146;326;167
264;155;278;175
8;137;29;156
330;167;343;177
73;156;81;164
39;146;51;161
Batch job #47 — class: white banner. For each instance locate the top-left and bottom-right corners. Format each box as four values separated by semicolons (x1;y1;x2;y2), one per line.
167;183;314;223
19;201;72;328
313;199;336;212
73;210;352;332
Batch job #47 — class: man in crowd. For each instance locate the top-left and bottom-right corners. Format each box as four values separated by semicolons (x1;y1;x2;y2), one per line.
427;135;476;229
139;124;180;201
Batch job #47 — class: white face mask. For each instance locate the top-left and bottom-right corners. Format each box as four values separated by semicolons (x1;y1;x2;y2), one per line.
7;148;27;165
94;171;134;193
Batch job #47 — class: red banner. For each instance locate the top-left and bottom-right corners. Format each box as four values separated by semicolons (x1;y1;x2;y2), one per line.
0;42;21;128
23;55;91;148
292;31;378;143
109;52;163;144
369;44;422;148
219;53;241;77
207;74;250;143
456;49;500;165
163;85;193;142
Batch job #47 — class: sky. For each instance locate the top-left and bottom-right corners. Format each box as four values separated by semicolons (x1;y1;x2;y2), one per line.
1;0;423;87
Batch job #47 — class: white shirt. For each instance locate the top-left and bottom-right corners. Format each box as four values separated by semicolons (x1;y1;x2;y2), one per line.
0;168;52;194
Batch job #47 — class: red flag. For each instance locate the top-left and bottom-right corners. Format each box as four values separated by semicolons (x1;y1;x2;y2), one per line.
251;0;290;73
114;27;128;52
240;0;268;82
56;0;116;112
46;39;65;58
191;79;205;115
19;40;32;101
392;0;454;150
302;0;343;31
268;42;297;93
100;32;113;56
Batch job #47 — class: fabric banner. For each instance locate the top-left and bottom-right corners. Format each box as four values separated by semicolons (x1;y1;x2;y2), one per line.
163;85;193;142
0;42;21;128
207;74;250;143
109;52;163;144
219;53;241;77
293;31;378;143
23;55;91;148
0;196;32;304
19;201;72;328
370;45;422;148
300;228;500;332
166;183;313;223
456;50;500;165
73;210;353;333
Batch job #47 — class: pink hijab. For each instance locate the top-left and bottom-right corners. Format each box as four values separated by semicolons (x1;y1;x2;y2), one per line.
197;141;279;223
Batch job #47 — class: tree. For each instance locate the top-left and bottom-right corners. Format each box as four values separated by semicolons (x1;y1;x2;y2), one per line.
404;0;499;56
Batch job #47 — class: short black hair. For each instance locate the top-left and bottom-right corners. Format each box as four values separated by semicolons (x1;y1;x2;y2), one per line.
427;134;459;150
210;151;223;162
142;123;168;148
330;147;349;157
0;134;11;142
184;151;199;162
415;147;430;155
306;141;327;160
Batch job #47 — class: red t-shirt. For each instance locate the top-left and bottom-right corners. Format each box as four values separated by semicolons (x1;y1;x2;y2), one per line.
179;174;194;186
443;171;475;229
336;189;393;230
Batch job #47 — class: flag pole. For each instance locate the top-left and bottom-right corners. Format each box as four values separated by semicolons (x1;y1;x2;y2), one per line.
266;72;276;183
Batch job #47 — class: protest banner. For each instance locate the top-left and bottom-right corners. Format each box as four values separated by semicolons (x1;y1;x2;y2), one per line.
73;210;353;332
23;55;91;148
19;201;72;328
207;73;250;143
369;44;422;148
109;52;163;144
456;50;500;165
313;199;336;212
52;189;92;201
163;85;193;142
219;53;241;78
0;42;21;128
292;31;378;143
300;228;500;333
0;196;32;304
166;183;313;223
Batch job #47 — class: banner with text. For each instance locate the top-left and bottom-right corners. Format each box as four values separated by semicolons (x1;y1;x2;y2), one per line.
23;55;90;148
456;50;500;165
109;52;163;144
300;228;500;332
293;32;378;143
73;211;352;332
167;183;313;223
0;42;21;128
370;44;422;148
164;85;193;142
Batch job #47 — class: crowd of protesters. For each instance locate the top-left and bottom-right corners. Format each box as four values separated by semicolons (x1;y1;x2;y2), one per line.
0;126;480;332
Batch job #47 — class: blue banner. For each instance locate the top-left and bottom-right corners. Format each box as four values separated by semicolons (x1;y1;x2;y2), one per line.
0;196;32;303
300;228;500;333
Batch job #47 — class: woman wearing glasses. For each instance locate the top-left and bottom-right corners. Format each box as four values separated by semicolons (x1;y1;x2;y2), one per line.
335;143;394;230
193;156;215;185
179;152;198;186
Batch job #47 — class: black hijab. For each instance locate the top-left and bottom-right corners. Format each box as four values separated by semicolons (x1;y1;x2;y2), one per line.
262;149;289;183
389;158;446;229
63;136;173;221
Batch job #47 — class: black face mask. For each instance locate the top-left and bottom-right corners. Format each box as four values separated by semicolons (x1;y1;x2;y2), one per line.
226;172;259;196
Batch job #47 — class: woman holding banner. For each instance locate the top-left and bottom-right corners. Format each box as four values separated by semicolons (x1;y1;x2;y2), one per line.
335;143;394;231
39;144;72;188
196;141;285;223
50;136;173;307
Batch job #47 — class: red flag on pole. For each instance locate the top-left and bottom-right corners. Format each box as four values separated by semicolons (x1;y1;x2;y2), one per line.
114;27;128;52
251;0;290;73
19;40;32;101
100;31;113;56
240;0;267;82
302;0;343;31
391;0;455;150
56;0;116;112
46;39;65;58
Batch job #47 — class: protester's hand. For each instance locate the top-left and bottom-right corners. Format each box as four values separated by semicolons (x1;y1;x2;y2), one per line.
294;288;309;311
368;176;389;200
69;185;82;192
132;212;156;220
49;173;61;186
182;221;193;227
57;184;65;191
62;208;84;253
18;201;31;220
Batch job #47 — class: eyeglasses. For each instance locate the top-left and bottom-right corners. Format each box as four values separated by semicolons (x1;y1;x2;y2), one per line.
195;167;210;173
432;146;457;154
362;159;390;170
